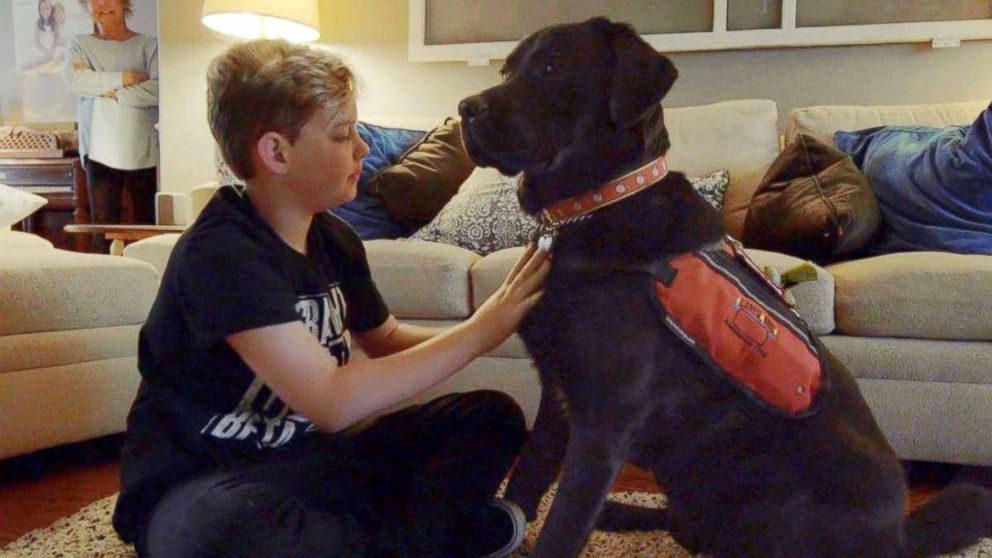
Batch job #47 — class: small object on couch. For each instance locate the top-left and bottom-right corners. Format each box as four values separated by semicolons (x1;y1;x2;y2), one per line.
742;133;880;264
762;265;782;286
780;261;819;287
760;265;797;307
760;261;819;307
368;118;476;230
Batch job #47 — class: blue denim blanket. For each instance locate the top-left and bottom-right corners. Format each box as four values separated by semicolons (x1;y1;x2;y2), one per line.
330;122;427;239
834;102;992;255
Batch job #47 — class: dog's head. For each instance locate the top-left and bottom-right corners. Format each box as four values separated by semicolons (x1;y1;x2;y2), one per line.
459;17;678;214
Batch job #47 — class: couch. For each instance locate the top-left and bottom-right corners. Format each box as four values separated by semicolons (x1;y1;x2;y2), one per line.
0;229;159;460
123;99;992;467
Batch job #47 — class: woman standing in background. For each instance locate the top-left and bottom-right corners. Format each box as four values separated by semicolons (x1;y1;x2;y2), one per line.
63;0;157;252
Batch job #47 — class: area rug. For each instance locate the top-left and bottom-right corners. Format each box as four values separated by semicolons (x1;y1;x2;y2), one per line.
3;486;991;557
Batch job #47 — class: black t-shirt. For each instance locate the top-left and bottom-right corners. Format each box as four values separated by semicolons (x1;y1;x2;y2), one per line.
112;185;390;543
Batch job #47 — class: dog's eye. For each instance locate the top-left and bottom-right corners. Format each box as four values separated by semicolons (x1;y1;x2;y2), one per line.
499;67;512;80
544;63;554;76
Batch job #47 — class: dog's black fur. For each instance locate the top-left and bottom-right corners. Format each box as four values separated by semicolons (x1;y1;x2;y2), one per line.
459;17;992;558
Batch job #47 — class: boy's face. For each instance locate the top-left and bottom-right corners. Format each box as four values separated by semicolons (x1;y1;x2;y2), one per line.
285;100;369;211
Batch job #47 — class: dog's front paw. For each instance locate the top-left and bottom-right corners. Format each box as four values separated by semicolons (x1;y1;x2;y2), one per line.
505;481;543;521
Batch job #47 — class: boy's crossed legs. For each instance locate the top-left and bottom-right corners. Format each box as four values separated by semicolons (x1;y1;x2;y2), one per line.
142;390;526;557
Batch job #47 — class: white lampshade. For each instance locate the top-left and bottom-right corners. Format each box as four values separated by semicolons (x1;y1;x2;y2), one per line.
201;0;321;43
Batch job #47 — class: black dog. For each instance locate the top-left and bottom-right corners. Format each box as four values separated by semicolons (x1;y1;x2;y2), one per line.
459;17;992;558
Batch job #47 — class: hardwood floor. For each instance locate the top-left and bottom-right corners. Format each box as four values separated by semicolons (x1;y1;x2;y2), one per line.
0;436;124;546
0;435;964;547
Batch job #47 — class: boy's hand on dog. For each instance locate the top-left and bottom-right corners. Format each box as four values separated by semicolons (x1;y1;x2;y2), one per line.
470;243;551;352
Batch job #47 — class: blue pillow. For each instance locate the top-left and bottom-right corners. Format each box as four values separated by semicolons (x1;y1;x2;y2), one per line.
330;122;427;239
356;122;426;177
834;103;992;255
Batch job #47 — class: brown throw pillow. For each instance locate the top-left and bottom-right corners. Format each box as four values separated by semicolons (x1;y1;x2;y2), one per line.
742;133;881;263
367;118;476;230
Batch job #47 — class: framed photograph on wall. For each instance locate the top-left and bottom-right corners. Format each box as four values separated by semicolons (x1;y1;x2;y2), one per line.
12;0;92;74
12;0;158;75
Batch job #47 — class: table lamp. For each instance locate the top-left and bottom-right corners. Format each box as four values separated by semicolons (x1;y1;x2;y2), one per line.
201;0;321;43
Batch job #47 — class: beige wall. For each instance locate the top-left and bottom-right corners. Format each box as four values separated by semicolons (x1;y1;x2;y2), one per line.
159;0;992;196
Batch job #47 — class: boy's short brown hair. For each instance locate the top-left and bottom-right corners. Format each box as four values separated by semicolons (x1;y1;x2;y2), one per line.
207;39;356;180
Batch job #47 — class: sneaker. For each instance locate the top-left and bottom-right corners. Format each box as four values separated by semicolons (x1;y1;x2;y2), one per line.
463;498;527;558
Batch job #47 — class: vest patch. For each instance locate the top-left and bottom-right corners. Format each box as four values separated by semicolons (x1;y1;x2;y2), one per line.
654;241;822;416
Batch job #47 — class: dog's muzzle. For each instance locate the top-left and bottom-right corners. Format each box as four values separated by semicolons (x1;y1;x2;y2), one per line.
458;93;550;175
458;94;488;121
458;95;502;168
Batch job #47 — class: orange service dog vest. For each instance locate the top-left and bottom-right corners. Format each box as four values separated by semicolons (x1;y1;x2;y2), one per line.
653;240;822;416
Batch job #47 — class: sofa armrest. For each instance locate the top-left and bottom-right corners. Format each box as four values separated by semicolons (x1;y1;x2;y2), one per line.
744;249;835;335
0;230;54;250
122;233;183;276
364;239;480;319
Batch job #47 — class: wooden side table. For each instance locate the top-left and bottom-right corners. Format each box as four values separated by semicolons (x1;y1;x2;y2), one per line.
63;223;185;256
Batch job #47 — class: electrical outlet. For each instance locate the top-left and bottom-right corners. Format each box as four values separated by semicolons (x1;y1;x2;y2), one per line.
931;37;961;48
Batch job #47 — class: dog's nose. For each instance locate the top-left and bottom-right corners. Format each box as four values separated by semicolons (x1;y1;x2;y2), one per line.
458;95;489;120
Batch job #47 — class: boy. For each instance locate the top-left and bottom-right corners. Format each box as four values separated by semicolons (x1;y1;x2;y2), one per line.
112;39;549;557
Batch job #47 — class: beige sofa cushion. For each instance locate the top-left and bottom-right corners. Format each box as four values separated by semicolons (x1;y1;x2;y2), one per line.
0;230;54;250
0;325;140;374
123;235;483;320
0;357;141;460
122;232;182;276
0;250;158;335
664;100;781;239
827;252;992;341
823;335;992;385
364;239;479;319
470;247;521;310
786;100;988;146
471;246;834;336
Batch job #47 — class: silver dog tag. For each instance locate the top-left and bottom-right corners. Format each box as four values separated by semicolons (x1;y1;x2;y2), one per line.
538;233;554;252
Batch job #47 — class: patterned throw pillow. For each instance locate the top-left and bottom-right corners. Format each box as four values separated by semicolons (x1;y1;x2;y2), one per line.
689;168;730;212
412;167;732;256
0;182;47;228
412;166;534;255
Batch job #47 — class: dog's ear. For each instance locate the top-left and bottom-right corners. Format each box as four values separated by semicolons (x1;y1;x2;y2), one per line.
607;24;678;128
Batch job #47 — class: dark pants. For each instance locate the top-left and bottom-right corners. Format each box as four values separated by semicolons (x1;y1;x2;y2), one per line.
84;157;157;252
140;391;526;558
